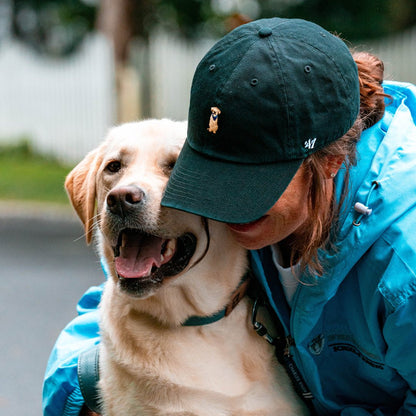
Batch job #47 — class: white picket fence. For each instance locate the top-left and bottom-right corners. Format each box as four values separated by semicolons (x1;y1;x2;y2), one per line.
147;31;215;121
0;26;414;164
0;34;116;163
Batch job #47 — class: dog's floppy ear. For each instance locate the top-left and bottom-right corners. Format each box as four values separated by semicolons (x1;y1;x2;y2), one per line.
65;148;102;244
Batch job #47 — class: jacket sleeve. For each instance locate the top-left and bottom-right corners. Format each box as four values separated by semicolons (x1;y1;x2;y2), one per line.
42;284;103;416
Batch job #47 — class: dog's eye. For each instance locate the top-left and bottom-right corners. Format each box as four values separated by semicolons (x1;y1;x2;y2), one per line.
105;161;122;173
162;158;176;175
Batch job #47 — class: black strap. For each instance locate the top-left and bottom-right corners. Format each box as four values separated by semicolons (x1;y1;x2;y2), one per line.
249;279;317;415
78;345;102;414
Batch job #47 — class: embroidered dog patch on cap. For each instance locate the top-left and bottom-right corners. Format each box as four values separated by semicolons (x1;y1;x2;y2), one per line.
207;107;221;134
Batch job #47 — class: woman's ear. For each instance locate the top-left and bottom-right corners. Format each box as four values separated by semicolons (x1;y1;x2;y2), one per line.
324;155;344;179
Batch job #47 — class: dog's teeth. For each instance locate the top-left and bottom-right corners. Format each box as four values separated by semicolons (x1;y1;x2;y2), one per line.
164;239;176;258
144;267;152;277
160;254;165;262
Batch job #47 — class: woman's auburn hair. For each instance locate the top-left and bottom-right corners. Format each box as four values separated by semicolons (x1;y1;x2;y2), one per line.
294;51;390;277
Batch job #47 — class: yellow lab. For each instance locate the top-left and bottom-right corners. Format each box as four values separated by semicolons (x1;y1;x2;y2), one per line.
65;119;307;416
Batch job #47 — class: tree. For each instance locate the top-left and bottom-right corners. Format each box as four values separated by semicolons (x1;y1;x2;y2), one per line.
11;0;96;56
11;0;416;59
270;0;416;41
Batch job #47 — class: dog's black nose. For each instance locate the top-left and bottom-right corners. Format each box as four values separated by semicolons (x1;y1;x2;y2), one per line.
107;186;146;216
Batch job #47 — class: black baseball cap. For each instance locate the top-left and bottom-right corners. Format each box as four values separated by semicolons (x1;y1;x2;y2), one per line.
162;17;360;223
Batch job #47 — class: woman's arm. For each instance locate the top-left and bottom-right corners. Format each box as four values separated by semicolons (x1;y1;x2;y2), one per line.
42;284;103;416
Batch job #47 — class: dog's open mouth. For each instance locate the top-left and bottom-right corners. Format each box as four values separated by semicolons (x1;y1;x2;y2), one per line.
113;229;197;295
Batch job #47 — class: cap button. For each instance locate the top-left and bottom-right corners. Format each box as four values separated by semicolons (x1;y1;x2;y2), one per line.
258;27;272;38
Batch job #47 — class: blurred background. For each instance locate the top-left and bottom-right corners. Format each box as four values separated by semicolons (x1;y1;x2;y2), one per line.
1;0;415;164
0;0;415;415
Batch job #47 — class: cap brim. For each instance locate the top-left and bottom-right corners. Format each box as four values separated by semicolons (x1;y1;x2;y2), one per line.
161;140;303;224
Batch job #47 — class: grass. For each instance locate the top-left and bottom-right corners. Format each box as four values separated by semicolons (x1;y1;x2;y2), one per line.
0;140;72;204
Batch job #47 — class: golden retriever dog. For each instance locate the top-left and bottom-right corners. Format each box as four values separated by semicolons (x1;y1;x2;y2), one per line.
65;119;307;416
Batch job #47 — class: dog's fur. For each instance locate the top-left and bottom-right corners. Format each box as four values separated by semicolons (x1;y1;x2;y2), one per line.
66;119;307;415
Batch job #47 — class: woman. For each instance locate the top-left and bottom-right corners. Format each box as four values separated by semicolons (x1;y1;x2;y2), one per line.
43;18;416;415
161;18;416;415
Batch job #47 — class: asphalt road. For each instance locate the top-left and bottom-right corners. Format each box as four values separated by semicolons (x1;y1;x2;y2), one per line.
0;211;104;416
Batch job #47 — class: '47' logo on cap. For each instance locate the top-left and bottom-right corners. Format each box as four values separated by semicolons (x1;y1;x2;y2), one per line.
304;138;317;150
207;107;221;134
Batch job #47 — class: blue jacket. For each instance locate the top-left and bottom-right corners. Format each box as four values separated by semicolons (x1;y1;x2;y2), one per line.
253;80;416;415
42;81;416;415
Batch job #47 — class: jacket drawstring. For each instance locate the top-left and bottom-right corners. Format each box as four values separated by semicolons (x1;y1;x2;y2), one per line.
353;180;379;226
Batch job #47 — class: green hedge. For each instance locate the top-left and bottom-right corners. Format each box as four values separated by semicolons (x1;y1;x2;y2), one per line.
0;141;72;204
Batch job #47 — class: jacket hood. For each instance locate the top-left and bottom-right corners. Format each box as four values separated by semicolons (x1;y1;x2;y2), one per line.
305;81;416;301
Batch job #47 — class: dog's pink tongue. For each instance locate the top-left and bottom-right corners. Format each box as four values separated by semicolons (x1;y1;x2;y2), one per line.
115;232;164;279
